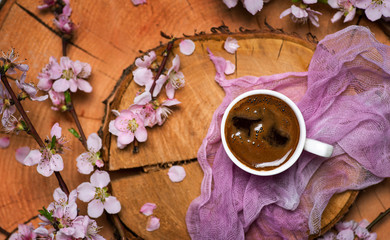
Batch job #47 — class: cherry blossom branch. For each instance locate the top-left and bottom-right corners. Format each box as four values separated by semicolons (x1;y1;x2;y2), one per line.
149;39;175;96
65;92;88;150
0;73;70;196
366;207;390;231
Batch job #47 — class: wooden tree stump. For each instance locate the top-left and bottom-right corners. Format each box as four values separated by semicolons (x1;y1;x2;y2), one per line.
101;31;358;239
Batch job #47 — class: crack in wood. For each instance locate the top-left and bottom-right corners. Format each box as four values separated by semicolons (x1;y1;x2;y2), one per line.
15;2;104;62
0;226;10;238
277;39;284;60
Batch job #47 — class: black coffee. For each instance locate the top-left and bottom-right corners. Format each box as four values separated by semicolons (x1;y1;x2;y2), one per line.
225;94;300;171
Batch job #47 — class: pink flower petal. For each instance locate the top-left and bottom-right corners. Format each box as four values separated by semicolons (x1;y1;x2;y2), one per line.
24;149;42;166
303;0;317;4
50;154;64;172
104;196;121;214
331;11;344;23
51;122;62;139
242;0;263;15
134;91;152;105
133;68;154;91
118;132;135;145
52;78;70;92
37;159;54;177
224;60;235;75
336;229;354;240
153;74;168;97
223;0;238;8
77;153;94;175
165;82;175;99
134;126;147;142
365;5;382;21
77;182;96;202
179;39;196;56
15;147;30;164
146;216;160;232
87;133;102;152
0;137;10;148
167;165;186;182
140;203;157;216
53;187;67;203
90;170;110;188
135;51;156;68
162;99;181;107
77;79;92;93
224;37;239;54
88;199;104;218
68;189;78;204
109;120;120;136
132;0;147;5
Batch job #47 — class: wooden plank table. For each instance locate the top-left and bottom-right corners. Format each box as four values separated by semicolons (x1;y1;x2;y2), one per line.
0;0;389;239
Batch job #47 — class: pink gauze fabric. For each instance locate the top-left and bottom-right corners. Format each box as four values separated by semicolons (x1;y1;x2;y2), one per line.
186;26;390;239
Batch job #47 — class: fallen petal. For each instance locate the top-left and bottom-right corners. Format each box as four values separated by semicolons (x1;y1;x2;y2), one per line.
146;216;160;231
224;60;235;75
132;0;147;5
167;165;186;182
224;37;239;54
0;137;10;148
15;147;30;164
140;203;157;216
179;39;196;56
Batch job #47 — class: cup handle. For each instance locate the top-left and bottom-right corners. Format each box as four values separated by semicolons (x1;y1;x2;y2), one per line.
304;138;334;158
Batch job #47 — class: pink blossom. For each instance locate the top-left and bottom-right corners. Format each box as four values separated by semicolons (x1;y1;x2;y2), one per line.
77;170;121;218
72;216;104;240
21;123;65;177
53;3;75;34
47;188;78;221
0;48;29;74
167;165;186;182
0;84;16;128
130;92;181;127
328;0;356;23
355;0;390;21
146;216;160;231
280;4;322;27
9;224;36;240
16;72;48;102
0;136;10;148
76;133;104;175
109;109;147;148
223;0;264;15
179;39;196;55
140;203;157;216
38;56;92;93
135;51;156;68
166;55;185;99
132;0;147;6
224;37;239;54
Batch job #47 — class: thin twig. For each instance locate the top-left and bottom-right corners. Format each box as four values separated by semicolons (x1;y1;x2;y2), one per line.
367;208;390;231
67;95;88;150
0;73;69;196
1;74;45;148
62;37;68;57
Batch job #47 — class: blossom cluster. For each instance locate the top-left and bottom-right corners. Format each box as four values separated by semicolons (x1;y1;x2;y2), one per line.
223;0;390;26
0;49;47;133
38;0;75;34
37;56;92;111
109;50;183;149
319;219;377;240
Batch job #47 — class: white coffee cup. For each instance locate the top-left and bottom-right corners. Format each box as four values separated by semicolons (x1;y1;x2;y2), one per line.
221;89;333;176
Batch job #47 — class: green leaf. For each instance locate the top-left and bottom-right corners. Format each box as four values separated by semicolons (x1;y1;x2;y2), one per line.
292;0;301;3
68;128;81;139
64;91;71;105
318;0;327;3
38;207;54;222
50;135;56;150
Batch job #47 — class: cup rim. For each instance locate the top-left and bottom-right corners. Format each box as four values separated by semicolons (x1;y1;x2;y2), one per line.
220;89;306;176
